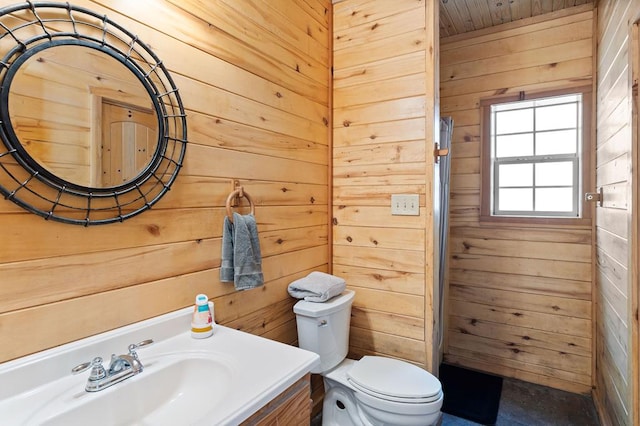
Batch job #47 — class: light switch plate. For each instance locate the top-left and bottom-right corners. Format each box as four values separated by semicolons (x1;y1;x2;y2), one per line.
391;194;420;216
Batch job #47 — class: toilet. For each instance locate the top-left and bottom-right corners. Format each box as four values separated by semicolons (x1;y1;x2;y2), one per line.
293;290;443;426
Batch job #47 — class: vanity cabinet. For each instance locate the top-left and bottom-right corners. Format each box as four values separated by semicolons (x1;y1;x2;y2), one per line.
241;374;312;425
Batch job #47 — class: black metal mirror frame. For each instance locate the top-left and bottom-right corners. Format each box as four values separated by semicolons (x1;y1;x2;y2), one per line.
0;2;187;225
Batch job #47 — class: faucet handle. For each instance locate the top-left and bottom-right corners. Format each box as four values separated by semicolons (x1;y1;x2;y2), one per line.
128;339;153;358
72;357;106;381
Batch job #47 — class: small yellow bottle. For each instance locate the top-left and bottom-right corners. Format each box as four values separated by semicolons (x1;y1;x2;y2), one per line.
191;294;214;339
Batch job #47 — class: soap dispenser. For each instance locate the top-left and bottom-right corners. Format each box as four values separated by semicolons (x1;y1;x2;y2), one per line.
191;294;214;339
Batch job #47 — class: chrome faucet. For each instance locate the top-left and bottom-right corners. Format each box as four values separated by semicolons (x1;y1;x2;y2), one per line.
72;339;153;392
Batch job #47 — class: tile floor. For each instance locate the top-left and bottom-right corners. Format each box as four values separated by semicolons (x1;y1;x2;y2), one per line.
442;377;600;426
312;376;601;426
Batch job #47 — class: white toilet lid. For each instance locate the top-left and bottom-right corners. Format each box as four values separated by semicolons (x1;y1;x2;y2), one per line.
347;356;442;403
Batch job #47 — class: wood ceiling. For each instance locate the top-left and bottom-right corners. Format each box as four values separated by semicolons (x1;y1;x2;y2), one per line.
440;0;594;38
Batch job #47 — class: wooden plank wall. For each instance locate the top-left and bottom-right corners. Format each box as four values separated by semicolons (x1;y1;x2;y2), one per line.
0;0;331;363
594;1;639;425
440;5;595;394
332;0;438;370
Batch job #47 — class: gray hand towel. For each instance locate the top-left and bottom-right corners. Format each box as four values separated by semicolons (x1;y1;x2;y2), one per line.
220;212;264;291
287;271;346;302
220;215;234;282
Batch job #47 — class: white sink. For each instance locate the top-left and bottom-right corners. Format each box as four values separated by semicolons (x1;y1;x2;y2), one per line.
0;308;319;425
38;356;232;426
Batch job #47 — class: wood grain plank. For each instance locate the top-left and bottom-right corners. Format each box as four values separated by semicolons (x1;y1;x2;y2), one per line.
350;286;425;318
450;284;592;318
333;28;425;69
451;225;592;243
334;140;426;166
352;306;424;340
444;351;592;393
334;7;425;52
451;236;591;262
334;96;426;128
449;269;592;299
448;330;591;375
333;0;423;32
334;245;426;274
333;206;425;228
450;252;591;282
333;184;425;205
350;325;426;364
333;225;425;251
333;264;425;295
334;117;425;147
449;314;591;356
449;299;592;337
442;65;593;107
334;51;425;89
333;73;426;109
334;163;427;186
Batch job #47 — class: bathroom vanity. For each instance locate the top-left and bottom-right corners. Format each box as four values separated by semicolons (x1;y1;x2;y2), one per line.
0;307;319;425
241;373;312;425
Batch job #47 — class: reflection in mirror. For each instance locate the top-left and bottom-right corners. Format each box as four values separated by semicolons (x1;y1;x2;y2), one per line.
8;45;159;188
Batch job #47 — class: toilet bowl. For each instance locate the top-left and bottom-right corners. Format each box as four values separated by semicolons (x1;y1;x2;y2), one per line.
293;290;443;426
322;358;443;426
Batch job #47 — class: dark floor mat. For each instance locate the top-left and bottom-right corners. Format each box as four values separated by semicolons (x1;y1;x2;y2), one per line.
439;363;503;425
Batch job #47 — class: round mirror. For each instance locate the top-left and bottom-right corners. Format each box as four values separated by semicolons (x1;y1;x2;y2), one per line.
0;2;187;225
8;44;160;189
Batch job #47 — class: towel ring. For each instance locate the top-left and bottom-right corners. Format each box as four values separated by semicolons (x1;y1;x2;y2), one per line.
225;188;255;222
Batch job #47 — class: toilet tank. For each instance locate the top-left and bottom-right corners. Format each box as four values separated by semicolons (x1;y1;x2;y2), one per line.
293;290;355;374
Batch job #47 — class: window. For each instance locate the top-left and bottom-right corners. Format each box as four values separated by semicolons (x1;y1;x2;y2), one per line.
481;88;592;224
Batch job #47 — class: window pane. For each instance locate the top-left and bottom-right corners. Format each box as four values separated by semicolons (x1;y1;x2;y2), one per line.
535;188;574;212
495;109;533;134
496;133;533;158
535;103;577;131
536;130;577;155
499;188;533;211
498;163;533;187
535;162;574;186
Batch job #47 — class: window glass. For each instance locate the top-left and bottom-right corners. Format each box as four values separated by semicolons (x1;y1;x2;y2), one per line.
536;130;577;155
535;188;574;212
535;103;577;131
495;108;533;134
535;162;573;186
498;163;533;187
498;188;533;211
496;133;534;158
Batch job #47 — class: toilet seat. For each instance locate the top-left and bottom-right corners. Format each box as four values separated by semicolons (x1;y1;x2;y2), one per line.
347;356;442;404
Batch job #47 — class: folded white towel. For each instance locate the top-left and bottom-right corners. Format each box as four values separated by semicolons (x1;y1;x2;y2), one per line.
287;271;346;302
